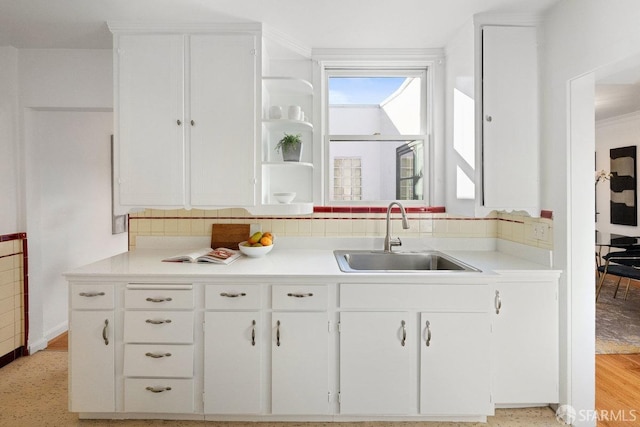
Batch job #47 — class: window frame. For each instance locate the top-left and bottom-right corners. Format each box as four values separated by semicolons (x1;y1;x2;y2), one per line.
321;65;433;206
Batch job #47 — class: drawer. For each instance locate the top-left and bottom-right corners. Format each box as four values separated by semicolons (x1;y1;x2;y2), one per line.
124;311;194;344
123;344;194;378
124;378;194;413
205;284;261;309
125;286;194;310
272;285;327;310
340;283;488;312
70;283;114;310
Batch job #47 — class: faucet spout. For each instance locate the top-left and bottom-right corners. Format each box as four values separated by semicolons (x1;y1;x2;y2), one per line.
384;201;410;252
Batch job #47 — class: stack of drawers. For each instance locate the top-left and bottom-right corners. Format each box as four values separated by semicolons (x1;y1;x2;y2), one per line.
122;284;195;413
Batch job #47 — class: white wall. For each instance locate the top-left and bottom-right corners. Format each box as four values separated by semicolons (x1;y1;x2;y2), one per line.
541;1;640;425
0;47;19;235
444;20;476;216
595;112;640;235
17;49;127;351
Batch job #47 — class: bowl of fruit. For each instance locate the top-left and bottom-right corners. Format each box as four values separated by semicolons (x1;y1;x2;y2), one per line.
238;231;274;257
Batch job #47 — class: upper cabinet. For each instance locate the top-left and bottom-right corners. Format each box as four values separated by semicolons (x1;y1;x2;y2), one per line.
445;15;540;217
110;24;261;213
480;24;539;216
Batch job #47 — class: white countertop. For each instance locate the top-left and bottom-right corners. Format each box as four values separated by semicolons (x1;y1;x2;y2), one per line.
64;237;560;283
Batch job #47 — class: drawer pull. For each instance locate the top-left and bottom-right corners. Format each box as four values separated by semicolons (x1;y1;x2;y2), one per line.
425;320;431;347
145;386;172;393
276;320;281;347
220;292;247;298
145;297;173;303
401;320;406;347
102;319;109;345
145;352;172;359
495;290;502;314
251;320;256;346
145;319;172;325
79;291;105;297
287;292;314;298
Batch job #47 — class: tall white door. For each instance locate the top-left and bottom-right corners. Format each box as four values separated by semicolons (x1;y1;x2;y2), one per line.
204;311;261;414
189;34;257;207
339;312;411;415
271;312;329;414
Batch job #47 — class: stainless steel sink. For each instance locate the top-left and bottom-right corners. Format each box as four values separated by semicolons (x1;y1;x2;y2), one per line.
333;250;481;273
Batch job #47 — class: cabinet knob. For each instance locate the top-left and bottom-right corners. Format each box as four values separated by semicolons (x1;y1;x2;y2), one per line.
401;320;407;347
145;352;172;359
287;292;314;298
145;318;172;325
251;320;256;346
79;291;105;297
485;115;493;122
276;320;281;347
146;297;172;303
145;386;172;393
190;120;195;126
220;292;247;298
176;119;182;126
495;290;502;314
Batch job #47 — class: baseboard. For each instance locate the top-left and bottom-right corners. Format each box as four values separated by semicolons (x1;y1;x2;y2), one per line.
29;321;68;353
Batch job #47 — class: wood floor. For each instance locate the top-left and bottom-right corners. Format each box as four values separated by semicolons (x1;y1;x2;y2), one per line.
45;332;640;424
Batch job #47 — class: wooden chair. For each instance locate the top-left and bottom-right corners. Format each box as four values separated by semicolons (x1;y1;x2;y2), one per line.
596;251;640;301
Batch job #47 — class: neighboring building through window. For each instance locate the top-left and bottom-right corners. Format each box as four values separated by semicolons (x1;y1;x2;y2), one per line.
326;69;428;204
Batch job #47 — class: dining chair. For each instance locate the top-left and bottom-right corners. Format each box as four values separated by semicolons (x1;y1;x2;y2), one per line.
596;250;640;301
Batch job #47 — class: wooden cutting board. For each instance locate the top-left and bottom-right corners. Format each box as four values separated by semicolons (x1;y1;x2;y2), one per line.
210;224;250;250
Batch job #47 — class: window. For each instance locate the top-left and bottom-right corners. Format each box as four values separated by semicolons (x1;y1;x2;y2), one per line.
325;68;429;204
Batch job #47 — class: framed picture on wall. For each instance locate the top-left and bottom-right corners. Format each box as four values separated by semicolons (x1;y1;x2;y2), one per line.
610;145;637;226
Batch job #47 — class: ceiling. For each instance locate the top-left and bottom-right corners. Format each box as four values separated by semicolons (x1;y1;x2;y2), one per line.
3;0;637;120
0;0;560;50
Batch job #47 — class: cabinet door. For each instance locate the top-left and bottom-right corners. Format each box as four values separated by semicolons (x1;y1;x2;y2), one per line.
69;311;115;412
117;34;185;207
271;312;329;414
204;311;261;414
482;26;538;212
339;312;411;415
492;281;558;404
420;312;490;415
189;34;257;207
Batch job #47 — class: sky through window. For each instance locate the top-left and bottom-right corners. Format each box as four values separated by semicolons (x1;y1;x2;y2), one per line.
329;77;406;105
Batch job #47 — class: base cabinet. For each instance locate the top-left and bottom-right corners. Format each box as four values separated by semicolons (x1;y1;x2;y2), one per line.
69;283;115;413
204;311;261;414
339;311;411;415
67;275;559;420
491;280;559;404
271;311;330;415
420;312;490;415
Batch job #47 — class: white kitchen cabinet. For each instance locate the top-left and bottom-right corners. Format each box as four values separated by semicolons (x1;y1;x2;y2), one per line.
271;311;329;414
491;280;558;405
112;26;259;211
339;311;411;415
204;311;261;414
480;25;538;215
69;284;115;413
420;312;490;415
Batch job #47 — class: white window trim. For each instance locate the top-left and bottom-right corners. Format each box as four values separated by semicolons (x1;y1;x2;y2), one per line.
317;57;436;206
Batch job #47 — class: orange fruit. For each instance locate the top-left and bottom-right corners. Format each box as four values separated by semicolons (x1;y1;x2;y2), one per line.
260;236;272;246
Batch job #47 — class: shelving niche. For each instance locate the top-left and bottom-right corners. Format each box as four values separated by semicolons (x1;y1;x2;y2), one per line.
259;76;314;214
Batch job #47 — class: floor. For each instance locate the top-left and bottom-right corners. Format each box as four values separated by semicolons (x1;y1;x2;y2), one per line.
0;334;559;426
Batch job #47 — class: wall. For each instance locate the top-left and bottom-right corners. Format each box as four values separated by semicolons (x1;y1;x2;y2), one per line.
541;1;640;424
444;20;476;217
0;47;19;235
595;111;640;235
18;49;127;351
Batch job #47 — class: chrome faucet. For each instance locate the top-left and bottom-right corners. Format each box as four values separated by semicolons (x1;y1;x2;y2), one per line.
384;201;409;252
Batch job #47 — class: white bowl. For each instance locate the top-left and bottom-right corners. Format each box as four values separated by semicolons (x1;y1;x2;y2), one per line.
238;241;273;257
274;192;296;204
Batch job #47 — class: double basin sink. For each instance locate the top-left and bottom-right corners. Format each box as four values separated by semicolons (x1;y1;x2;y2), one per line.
334;250;480;273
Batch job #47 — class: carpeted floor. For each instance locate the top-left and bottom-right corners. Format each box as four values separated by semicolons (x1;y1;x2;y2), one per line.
0;350;559;427
597;274;640;354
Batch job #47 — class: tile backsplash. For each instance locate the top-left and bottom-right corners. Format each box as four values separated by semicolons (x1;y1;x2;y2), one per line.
128;207;553;251
0;234;26;362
